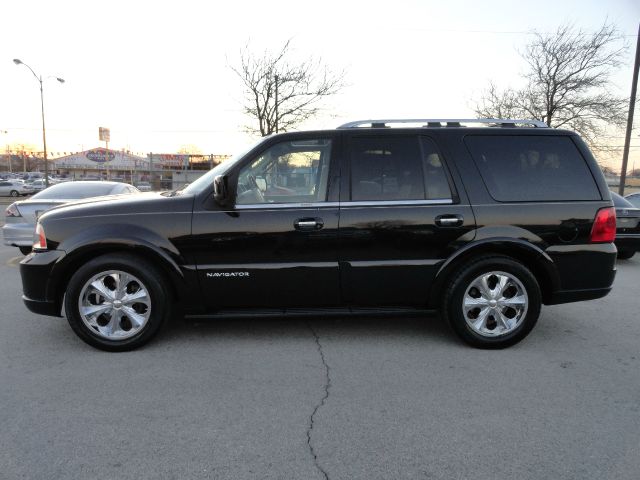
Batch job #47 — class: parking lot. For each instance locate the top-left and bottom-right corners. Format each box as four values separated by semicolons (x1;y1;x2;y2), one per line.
0;238;639;479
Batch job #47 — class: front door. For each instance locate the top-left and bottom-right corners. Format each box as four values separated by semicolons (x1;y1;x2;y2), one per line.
191;135;341;310
339;133;475;306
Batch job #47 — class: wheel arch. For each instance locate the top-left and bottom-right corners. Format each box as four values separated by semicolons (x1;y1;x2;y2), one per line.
48;242;189;316
429;238;560;308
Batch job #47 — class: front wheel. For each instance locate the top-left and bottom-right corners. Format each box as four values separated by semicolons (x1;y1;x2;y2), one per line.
442;256;541;349
64;253;171;351
10;190;19;197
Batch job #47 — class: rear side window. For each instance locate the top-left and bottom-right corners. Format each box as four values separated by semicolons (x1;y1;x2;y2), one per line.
465;135;600;202
349;136;452;201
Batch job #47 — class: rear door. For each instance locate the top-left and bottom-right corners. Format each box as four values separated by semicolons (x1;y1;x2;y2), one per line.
0;182;9;195
338;133;475;306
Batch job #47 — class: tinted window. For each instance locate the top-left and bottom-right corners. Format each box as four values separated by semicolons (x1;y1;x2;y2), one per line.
421;137;453;200
350;136;424;201
349;136;452;201
32;183;119;199
465;135;600;202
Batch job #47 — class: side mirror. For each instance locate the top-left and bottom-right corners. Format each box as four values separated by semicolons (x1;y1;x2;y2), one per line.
213;175;228;203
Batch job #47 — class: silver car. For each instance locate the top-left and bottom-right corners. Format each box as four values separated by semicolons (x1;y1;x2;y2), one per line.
26;179;49;193
626;192;640;208
3;181;140;255
0;180;33;197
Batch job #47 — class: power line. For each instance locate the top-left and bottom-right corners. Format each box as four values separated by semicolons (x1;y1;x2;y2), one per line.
390;27;639;37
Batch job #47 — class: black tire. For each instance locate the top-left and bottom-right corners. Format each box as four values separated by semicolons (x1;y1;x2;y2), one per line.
18;246;32;255
64;253;171;351
10;190;19;197
617;250;635;260
441;255;541;349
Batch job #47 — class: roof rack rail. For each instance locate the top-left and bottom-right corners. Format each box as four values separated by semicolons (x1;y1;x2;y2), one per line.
337;118;548;129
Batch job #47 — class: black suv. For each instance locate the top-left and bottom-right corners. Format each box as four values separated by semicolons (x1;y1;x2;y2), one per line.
20;119;617;351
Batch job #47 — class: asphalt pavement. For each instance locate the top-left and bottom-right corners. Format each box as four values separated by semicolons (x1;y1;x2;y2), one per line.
0;242;639;480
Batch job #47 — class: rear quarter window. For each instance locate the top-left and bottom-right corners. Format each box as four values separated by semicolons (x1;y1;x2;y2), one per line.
464;135;601;202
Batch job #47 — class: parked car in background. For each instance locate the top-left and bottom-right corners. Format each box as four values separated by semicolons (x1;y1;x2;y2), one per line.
135;181;152;192
3;181;140;255
611;191;640;260
26;179;48;193
0;180;33;197
625;192;640;208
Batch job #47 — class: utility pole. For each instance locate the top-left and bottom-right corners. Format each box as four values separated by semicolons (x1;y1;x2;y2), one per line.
619;23;640;196
275;74;279;134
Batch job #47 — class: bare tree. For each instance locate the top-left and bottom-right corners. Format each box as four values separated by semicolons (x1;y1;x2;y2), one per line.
474;23;628;149
231;40;345;136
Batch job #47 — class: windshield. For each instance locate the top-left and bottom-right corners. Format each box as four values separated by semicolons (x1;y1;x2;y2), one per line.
181;137;270;195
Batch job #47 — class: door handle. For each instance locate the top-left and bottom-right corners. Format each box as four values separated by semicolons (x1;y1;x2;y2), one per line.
435;214;464;227
294;218;324;231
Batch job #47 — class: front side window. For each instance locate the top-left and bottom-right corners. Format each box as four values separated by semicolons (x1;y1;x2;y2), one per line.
236;139;332;205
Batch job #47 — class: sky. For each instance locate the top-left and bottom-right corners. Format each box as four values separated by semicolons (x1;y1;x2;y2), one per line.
1;0;639;171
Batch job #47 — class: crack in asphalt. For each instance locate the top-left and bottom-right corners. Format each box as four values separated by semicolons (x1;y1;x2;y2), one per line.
307;323;331;480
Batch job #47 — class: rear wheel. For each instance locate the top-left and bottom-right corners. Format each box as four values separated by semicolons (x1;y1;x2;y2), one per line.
64;253;171;351
10;190;19;197
617;250;635;260
442;256;541;349
18;246;32;255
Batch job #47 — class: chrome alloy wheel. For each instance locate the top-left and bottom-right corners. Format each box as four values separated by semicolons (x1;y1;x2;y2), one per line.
462;271;528;337
78;270;151;340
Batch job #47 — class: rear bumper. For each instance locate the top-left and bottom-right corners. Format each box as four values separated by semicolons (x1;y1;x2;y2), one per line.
545;243;617;305
20;249;66;317
2;222;34;247
547;286;613;305
615;234;640;253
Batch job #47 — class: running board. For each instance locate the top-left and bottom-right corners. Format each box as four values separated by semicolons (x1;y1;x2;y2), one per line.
186;306;437;320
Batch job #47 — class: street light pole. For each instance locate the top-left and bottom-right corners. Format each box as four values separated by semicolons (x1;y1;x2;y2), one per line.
38;78;49;185
13;59;64;188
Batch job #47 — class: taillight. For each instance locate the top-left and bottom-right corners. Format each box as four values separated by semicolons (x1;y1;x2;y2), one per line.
590;207;616;243
5;203;21;217
33;223;48;250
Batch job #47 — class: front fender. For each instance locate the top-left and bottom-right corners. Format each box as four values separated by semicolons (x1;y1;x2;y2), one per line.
47;224;192;310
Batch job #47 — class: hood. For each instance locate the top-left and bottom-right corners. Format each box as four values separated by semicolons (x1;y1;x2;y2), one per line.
39;191;194;223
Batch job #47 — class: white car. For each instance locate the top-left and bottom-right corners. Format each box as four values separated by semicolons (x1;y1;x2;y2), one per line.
26;179;48;193
0;180;33;197
3;181;140;254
